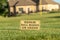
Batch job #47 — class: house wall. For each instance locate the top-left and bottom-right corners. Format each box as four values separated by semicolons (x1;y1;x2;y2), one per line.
39;5;42;11
47;4;59;11
10;4;59;13
10;5;36;13
39;4;59;11
39;5;48;11
16;5;36;13
10;7;14;13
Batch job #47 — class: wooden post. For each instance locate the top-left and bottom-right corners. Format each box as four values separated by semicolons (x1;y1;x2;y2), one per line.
40;0;42;16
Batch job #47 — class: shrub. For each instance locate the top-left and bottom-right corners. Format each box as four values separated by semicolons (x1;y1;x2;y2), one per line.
49;9;60;13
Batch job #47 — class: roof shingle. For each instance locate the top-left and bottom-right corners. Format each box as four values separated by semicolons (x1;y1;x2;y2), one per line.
41;0;59;5
8;0;36;6
8;0;59;6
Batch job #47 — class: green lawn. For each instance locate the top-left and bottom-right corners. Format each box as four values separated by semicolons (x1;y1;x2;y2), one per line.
0;12;60;40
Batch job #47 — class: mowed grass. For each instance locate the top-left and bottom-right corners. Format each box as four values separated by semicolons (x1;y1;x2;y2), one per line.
0;12;60;40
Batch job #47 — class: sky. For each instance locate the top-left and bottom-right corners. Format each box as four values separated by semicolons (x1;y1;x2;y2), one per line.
53;0;60;4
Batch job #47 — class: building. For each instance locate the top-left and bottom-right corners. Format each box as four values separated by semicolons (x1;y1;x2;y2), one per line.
8;0;59;15
8;0;36;15
41;0;59;11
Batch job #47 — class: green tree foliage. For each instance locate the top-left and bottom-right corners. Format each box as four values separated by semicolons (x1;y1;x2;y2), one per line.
0;0;8;16
0;0;6;9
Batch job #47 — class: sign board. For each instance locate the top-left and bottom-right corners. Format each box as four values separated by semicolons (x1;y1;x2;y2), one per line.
20;20;40;30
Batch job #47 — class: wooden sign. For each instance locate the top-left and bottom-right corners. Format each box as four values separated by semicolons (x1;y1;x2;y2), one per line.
20;20;40;30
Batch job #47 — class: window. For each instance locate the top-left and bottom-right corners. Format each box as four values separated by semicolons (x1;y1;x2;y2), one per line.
19;8;23;13
19;8;23;11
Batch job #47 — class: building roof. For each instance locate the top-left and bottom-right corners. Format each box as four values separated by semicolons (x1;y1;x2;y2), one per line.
41;0;59;5
8;0;59;6
8;0;36;6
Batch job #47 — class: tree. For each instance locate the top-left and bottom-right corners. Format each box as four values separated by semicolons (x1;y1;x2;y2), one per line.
0;0;7;10
0;0;8;16
32;0;40;12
